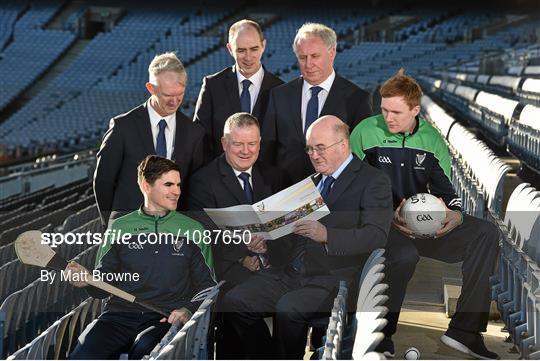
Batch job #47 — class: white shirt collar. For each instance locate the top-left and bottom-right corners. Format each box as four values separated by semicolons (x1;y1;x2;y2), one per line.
236;64;264;89
147;100;175;127
302;70;336;94
232;166;253;178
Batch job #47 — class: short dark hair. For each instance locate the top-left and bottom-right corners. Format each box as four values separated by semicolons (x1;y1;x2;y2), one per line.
137;155;181;185
380;68;423;109
223;112;260;136
229;19;264;43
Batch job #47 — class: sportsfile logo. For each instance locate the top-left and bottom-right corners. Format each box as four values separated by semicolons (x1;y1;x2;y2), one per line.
378;155;392;164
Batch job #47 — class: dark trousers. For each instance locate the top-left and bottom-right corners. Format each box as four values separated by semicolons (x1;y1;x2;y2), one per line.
222;271;337;359
69;311;170;359
383;214;499;336
215;262;255;359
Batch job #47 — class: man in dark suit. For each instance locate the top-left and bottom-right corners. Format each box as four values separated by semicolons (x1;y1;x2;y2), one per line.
194;19;283;160
187;112;287;287
187;112;288;360
94;52;205;226
223;115;394;359
261;23;373;186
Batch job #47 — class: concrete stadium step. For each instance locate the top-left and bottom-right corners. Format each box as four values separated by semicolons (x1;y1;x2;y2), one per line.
45;0;86;30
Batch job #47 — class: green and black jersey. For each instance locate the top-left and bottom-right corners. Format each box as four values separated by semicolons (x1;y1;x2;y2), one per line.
350;114;461;211
89;208;215;314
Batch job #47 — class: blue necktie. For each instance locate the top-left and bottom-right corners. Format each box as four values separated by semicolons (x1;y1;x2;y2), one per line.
240;79;252;113
156;119;167;158
238;171;269;268
238;172;253;204
305;86;323;133
320;176;335;201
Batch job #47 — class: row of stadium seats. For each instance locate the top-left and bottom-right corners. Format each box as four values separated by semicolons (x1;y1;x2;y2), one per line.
0;192;94;247
1;2;538;157
7;298;102;360
0;150;94;200
439;67;540;106
0;3;240;155
0;231;99;357
491;183;540;358
318;249;388;360
0;204;98;272
421;95;510;217
0;217;99;304
145;282;223;360
406;13;504;44
319;281;349;359
421;75;540;173
6;281;223;360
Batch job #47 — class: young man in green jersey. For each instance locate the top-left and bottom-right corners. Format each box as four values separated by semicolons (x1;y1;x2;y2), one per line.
66;155;215;359
350;70;499;360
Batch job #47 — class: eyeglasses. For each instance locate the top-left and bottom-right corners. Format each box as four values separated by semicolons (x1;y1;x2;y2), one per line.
305;139;343;155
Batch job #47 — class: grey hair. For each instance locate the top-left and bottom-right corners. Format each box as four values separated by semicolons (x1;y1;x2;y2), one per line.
148;52;186;84
223;112;260;136
293;23;337;54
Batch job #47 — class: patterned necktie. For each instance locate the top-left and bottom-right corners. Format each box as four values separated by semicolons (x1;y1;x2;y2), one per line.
240;79;252;113
238;172;253;204
156;119;167;157
305;86;323;133
320;176;335;201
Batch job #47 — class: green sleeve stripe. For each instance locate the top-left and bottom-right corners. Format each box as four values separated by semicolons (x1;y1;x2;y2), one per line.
432;143;453;183
95;230;112;268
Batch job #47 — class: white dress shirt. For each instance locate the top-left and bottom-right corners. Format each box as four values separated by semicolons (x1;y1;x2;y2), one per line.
318;153;353;194
148;101;176;159
236;65;264;114
232;167;253;189
301;70;336;130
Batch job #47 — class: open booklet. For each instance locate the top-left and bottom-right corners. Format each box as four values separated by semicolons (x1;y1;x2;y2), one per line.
203;176;330;240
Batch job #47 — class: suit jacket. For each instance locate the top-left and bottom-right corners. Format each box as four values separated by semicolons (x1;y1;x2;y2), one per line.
193;65;283;160
260;74;372;186
264;155;393;290
186;155;289;285
94;101;205;226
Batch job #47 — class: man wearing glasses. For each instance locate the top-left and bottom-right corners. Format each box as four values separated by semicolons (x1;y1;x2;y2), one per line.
223;115;393;359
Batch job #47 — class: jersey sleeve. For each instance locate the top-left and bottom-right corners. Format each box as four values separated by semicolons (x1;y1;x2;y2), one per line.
350;123;367;160
430;137;462;211
85;221;123;299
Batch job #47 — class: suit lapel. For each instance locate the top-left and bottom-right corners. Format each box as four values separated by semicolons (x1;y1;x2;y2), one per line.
136;102;156;155
251;163;271;202
311;173;322;187
252;67;271;118
325;156;361;206
171;111;188;162
320;74;344;116
225;66;241;111
290;78;304;140
219;156;247;204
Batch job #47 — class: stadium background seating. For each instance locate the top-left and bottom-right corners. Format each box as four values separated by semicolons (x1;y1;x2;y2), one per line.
0;0;539;359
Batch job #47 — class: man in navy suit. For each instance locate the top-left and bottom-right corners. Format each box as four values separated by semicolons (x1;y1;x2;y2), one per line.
94;52;205;226
194;19;283;160
261;23;372;186
187;112;289;359
187;112;288;287
223;115;393;359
